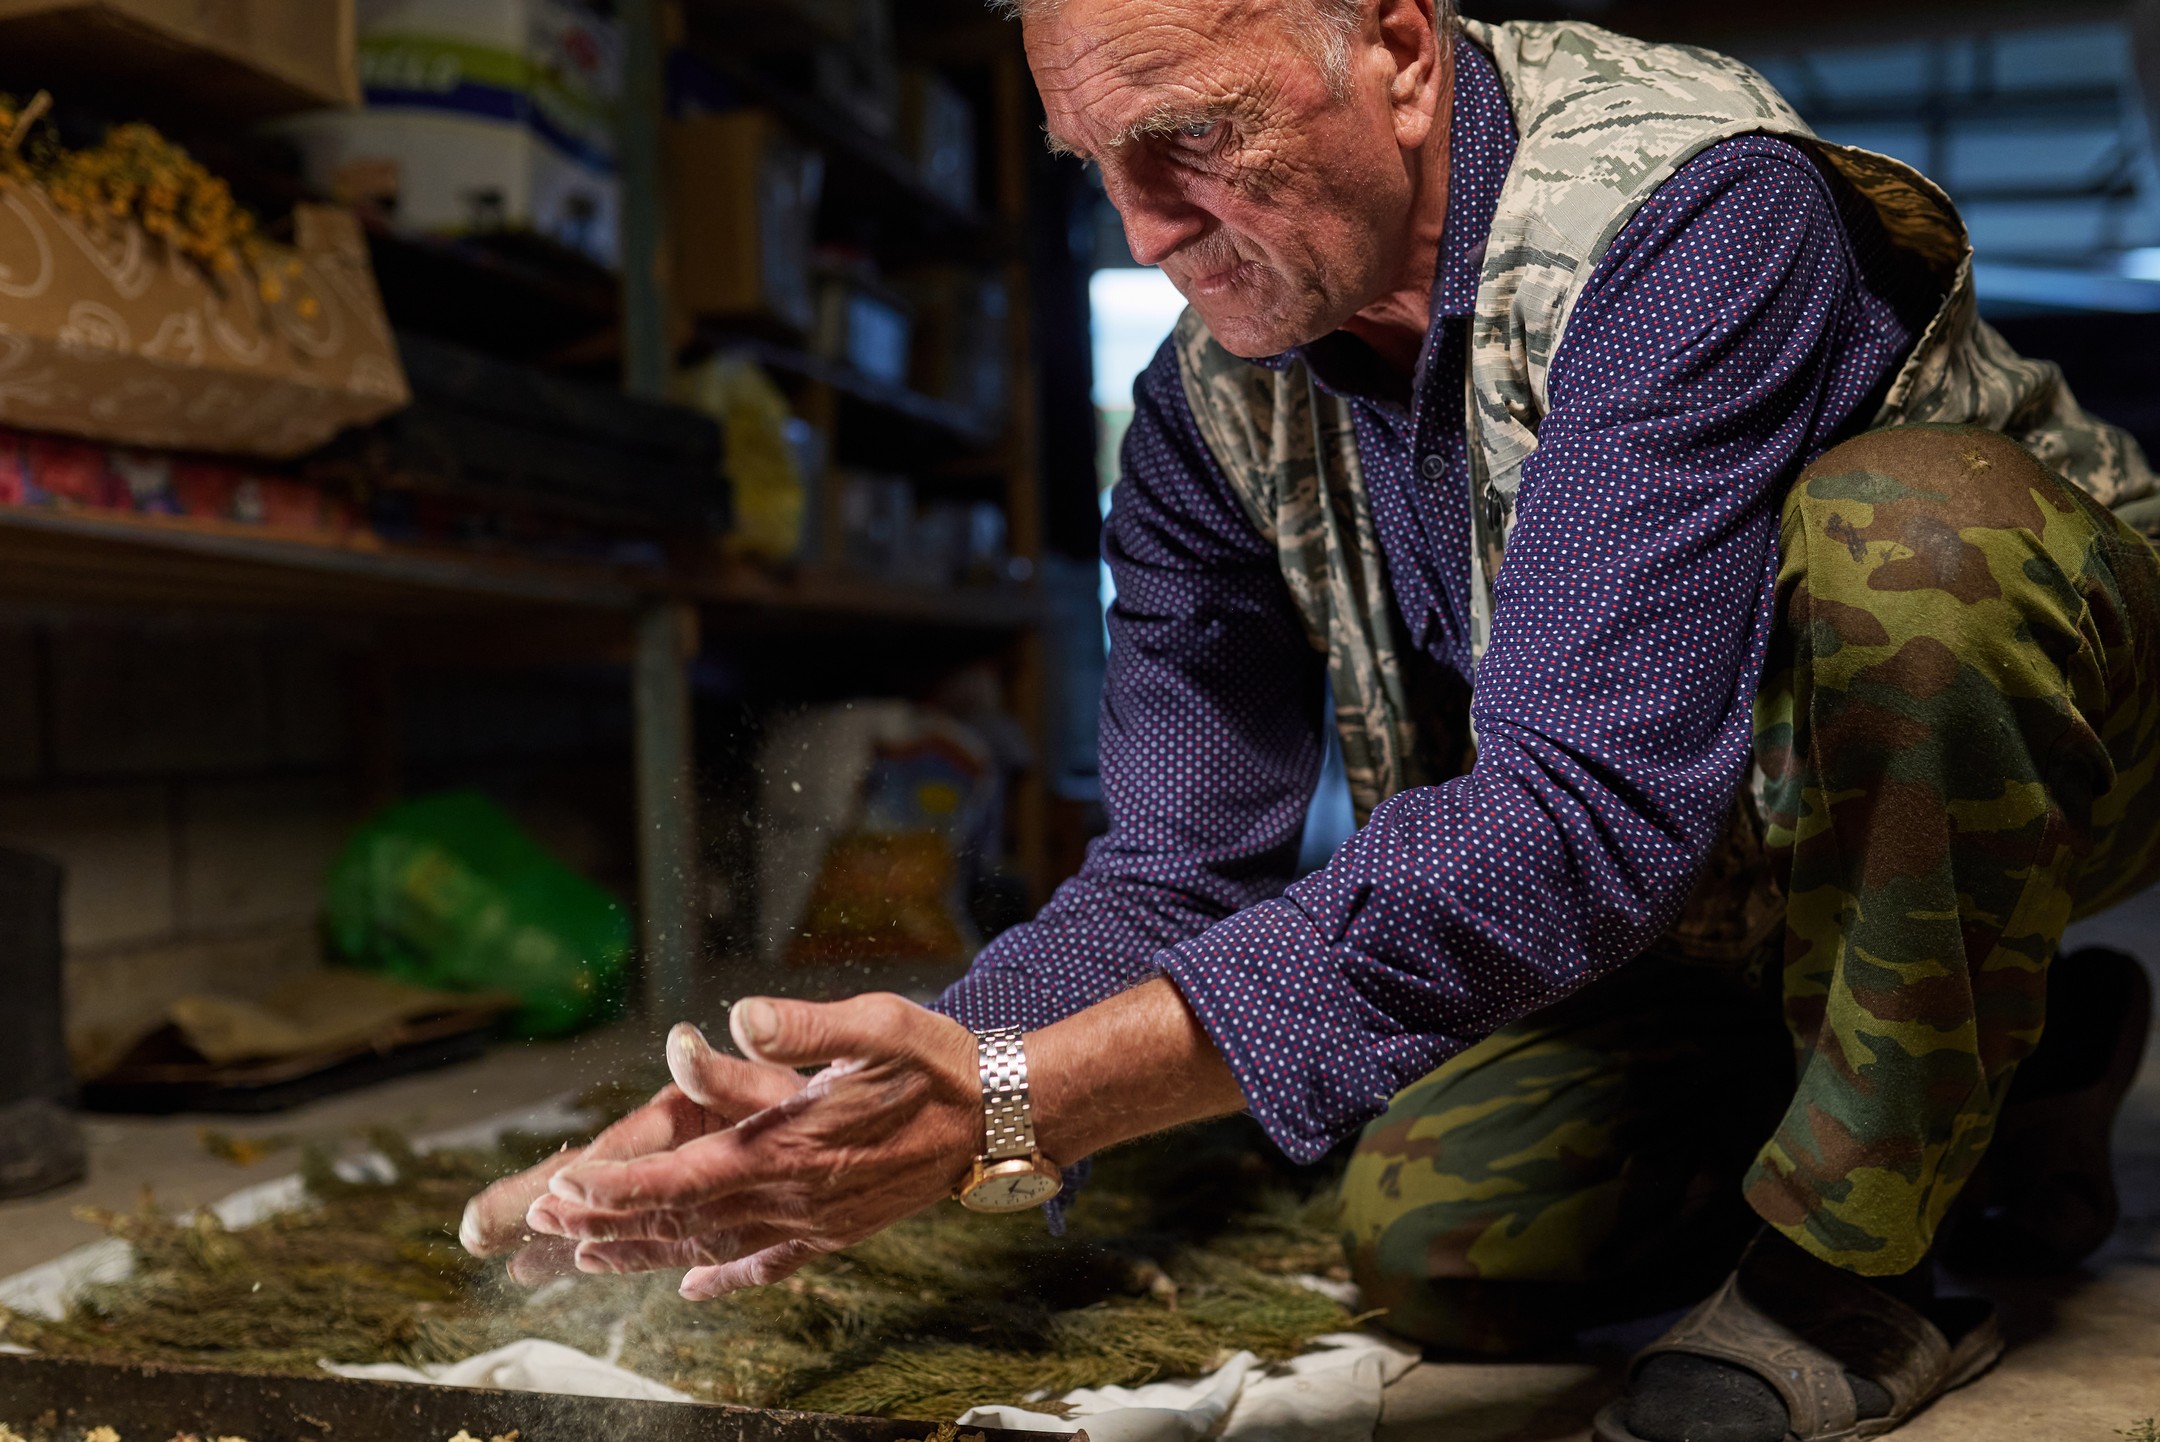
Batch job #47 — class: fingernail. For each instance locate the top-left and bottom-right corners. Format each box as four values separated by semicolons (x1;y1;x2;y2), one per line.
457;1202;485;1254
731;999;777;1054
546;1170;588;1205
669;1025;712;1096
670;1022;710;1062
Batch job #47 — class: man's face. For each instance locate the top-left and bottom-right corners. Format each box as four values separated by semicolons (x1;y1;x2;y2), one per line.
1028;0;1423;358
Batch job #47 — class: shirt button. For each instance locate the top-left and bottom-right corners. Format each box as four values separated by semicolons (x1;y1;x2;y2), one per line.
1421;454;1445;479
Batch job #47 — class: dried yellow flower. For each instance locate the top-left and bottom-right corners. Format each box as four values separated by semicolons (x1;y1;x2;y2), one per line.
0;92;296;300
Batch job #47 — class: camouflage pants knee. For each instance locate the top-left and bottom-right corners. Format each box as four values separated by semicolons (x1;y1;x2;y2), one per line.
1339;425;2160;1352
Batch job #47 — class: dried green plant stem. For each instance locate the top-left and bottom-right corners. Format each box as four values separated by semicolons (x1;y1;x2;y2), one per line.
3;1116;1354;1420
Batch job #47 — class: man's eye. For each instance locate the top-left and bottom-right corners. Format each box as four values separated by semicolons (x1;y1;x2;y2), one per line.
1178;120;1221;142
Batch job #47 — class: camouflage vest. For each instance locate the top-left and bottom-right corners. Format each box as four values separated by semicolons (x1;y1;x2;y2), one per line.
1172;18;2157;960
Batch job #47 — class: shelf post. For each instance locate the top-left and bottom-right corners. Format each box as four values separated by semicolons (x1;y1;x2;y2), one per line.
619;0;671;401
992;44;1052;905
622;0;696;1018
634;600;699;1020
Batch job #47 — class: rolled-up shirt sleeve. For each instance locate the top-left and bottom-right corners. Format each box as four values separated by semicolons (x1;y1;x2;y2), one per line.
1155;141;1910;1160
936;340;1328;1033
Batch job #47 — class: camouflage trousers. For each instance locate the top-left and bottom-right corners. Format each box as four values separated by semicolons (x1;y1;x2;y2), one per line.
1339;425;2160;1352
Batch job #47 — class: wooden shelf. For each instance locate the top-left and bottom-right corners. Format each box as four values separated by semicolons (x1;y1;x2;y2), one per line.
694;562;1038;631
0;503;1038;638
365;226;622;364
677;37;999;245
0;10;355;129
0;506;647;617
722;336;1002;449
679;0;856;52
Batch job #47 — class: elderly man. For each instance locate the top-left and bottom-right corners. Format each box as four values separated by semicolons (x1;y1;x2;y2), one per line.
463;2;2160;1438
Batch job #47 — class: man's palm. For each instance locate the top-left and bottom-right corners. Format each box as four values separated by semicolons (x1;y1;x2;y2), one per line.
458;1024;806;1285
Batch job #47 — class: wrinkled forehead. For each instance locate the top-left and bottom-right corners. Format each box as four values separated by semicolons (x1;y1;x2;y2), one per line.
1027;0;1293;148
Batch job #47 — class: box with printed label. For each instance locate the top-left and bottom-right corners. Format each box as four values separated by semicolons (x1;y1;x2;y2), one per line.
275;0;621;268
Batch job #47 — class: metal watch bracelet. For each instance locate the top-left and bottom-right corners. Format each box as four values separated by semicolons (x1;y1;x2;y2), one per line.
975;1025;1039;1162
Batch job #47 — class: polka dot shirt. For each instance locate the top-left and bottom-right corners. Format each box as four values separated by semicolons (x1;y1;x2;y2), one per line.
939;37;1923;1163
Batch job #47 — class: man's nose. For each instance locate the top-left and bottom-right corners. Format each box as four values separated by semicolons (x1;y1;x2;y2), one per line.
1103;164;1209;268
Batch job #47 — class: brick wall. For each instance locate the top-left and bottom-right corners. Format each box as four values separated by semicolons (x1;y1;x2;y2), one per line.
0;612;367;1072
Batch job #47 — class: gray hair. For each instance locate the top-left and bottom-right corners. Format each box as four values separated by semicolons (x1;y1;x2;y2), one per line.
990;0;1451;97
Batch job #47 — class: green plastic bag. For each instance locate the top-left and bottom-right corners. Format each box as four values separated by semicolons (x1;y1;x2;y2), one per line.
325;792;630;1038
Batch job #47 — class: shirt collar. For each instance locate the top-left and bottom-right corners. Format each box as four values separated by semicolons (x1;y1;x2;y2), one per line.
1433;33;1513;319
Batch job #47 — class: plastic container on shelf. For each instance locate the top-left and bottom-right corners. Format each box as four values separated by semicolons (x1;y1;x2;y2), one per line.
275;0;623;269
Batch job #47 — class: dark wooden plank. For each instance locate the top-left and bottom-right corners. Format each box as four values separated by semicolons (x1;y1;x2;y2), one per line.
0;505;1041;636
366;229;622;364
0;508;646;616
695;564;1039;632
0;1354;1080;1442
725;338;1001;450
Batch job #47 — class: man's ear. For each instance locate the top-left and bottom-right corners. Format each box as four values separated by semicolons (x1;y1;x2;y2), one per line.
1371;0;1446;151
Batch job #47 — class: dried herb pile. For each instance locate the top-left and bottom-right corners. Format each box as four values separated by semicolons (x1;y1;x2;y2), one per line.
2;1111;1356;1421
0;91;303;305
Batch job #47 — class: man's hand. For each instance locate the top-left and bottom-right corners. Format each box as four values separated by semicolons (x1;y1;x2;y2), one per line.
458;1022;807;1285
525;993;979;1299
467;977;1246;1300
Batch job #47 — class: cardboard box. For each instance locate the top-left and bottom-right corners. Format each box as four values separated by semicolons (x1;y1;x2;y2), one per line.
275;0;621;268
667;111;825;333
0;0;359;121
0;181;411;458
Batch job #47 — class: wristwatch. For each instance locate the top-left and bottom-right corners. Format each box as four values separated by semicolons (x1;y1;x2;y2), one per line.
954;1025;1064;1213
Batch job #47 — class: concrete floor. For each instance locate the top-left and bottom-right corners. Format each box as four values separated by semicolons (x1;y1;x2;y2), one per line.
1;913;2155;1441
0;1025;654;1279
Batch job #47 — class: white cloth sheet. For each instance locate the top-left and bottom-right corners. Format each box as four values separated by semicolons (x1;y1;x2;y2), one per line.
325;1339;696;1403
959;1331;1421;1442
330;1328;1418;1441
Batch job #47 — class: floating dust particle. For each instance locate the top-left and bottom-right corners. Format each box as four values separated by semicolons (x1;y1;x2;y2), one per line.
5;1112;1352;1420
195;1131;295;1168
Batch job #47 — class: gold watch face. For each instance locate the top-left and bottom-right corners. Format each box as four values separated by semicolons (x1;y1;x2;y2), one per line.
959;1159;1062;1213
